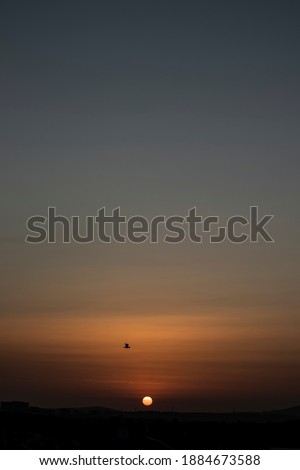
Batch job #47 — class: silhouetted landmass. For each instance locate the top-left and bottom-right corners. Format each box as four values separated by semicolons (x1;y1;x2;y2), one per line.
0;402;299;449
268;405;300;418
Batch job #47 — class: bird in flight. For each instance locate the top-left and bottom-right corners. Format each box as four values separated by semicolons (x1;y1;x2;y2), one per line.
123;343;131;349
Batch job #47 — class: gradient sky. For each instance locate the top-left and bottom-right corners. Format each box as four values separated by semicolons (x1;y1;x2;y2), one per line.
0;1;299;412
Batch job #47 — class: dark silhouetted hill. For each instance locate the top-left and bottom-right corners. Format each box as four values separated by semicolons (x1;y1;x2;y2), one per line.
268;405;300;418
0;402;299;449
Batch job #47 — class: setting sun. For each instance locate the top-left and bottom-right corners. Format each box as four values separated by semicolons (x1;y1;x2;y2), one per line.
142;396;153;407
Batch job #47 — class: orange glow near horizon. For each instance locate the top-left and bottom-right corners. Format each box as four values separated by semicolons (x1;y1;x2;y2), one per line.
1;309;300;411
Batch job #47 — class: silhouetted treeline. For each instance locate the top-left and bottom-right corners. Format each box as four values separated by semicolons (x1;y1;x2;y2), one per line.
0;407;299;449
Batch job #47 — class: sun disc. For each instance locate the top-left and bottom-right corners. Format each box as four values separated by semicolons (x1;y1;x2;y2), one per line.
142;396;153;407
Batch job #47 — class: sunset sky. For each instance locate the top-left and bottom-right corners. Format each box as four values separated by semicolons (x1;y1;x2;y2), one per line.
0;1;299;412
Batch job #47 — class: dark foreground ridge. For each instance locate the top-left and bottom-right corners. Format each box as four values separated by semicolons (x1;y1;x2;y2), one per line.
0;402;299;449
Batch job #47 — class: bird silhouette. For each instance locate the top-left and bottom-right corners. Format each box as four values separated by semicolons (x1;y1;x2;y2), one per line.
123;343;131;349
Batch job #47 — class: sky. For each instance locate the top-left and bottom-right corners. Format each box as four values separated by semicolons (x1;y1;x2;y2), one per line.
0;1;299;412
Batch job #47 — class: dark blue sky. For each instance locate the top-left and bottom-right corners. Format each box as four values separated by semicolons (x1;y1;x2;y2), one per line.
1;1;299;216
